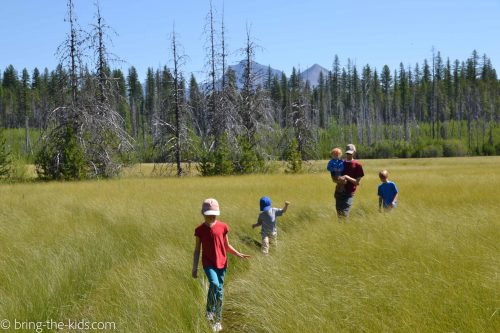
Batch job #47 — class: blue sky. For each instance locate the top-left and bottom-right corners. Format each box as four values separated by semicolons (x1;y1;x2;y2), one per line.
1;0;499;82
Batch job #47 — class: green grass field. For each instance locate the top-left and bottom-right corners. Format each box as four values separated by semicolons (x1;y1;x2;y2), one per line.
0;157;498;332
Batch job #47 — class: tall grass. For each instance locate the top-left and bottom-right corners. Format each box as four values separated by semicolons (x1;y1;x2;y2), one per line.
0;157;498;332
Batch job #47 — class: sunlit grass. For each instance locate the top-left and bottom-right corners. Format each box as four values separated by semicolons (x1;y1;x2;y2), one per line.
0;157;498;332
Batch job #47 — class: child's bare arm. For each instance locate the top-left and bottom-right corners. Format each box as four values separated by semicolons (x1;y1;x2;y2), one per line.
224;235;250;259
344;175;360;185
252;219;262;229
192;237;201;278
391;193;398;207
332;174;347;184
378;196;383;211
282;201;290;213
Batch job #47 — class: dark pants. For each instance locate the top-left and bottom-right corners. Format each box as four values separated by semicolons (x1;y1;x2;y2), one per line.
335;191;354;218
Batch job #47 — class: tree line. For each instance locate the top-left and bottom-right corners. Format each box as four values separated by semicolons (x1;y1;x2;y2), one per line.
0;1;499;179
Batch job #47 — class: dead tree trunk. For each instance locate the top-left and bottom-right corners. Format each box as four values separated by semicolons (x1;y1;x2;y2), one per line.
171;30;183;177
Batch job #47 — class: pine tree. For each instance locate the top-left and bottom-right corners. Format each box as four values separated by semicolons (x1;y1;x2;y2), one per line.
318;71;326;128
188;74;206;137
398;63;410;142
285;138;302;174
234;135;263;174
331;55;341;124
111;69;131;133
270;73;282;123
2;65;19;127
127;66;143;140
280;72;289;128
361;65;373;145
20;68;31;154
145;67;157;140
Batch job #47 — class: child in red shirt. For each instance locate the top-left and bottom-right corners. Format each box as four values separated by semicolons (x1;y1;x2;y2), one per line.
192;198;250;332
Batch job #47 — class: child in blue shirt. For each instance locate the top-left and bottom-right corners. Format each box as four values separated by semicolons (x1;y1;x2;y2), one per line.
378;170;398;211
327;147;345;192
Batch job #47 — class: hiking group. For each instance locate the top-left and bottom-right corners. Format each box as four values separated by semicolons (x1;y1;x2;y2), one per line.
328;143;398;218
192;143;398;331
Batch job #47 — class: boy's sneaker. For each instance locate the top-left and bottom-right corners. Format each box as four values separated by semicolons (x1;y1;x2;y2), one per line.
206;312;214;321
212;322;222;332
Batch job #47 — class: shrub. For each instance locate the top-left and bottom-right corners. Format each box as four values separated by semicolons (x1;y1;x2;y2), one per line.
356;146;375;159
496;142;500;155
482;143;495;156
443;140;468;157
35;126;87;180
9;156;30;182
138;139;158;163
396;142;414;158
0;129;11;178
419;144;444;158
373;142;395;159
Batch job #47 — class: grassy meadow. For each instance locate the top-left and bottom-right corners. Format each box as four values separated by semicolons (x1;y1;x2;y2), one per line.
0;157;498;332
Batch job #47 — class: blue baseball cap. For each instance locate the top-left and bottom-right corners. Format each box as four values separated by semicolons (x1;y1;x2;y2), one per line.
260;196;272;212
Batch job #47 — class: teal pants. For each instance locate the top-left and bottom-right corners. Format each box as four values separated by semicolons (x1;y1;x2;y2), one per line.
203;267;226;322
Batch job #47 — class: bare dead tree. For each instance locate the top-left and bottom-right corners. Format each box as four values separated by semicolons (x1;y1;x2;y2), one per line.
82;0;133;177
204;0;222;147
90;0;120;103
218;1;242;148
152;28;189;177
362;65;373;146
172;29;184;176
55;0;85;107
37;0;133;179
36;0;86;180
290;69;316;160
220;1;227;90
238;25;268;145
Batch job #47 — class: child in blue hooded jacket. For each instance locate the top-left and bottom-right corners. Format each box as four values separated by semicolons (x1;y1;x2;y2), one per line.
252;196;289;254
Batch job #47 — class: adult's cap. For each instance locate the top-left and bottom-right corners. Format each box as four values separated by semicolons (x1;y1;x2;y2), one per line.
201;198;220;216
345;144;356;154
260;196;272;212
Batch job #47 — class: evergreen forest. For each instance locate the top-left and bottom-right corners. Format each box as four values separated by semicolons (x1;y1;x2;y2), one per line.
1;0;499;179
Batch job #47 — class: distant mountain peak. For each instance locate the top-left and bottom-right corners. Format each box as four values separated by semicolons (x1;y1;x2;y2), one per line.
228;61;284;88
223;61;329;89
300;64;329;87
